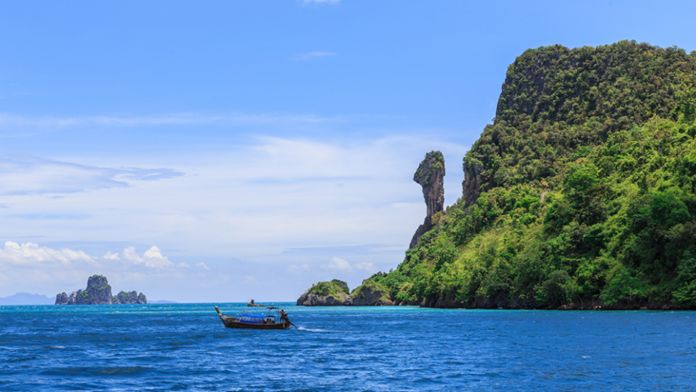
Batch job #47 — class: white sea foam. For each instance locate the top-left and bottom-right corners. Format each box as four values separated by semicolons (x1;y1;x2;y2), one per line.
297;326;329;333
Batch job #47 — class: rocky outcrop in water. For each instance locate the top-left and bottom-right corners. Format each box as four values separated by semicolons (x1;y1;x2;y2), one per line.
55;292;69;305
55;275;147;305
297;275;395;306
296;279;352;306
351;276;394;306
112;291;147;304
409;151;445;248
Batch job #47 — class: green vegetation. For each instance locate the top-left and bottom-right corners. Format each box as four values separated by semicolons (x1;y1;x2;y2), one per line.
414;151;445;183
307;279;350;297
361;41;696;309
351;273;393;305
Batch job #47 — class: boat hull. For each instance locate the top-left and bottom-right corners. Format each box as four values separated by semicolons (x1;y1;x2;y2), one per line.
221;316;291;330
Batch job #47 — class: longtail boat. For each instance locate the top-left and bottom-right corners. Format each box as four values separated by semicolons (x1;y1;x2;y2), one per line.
247;299;263;307
214;305;294;330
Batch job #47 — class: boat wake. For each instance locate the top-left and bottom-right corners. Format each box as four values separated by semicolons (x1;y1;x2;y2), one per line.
296;326;329;333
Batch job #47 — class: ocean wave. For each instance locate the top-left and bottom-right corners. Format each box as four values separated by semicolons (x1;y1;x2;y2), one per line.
41;366;152;377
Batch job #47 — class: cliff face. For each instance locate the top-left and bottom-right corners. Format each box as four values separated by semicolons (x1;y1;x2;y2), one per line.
355;41;696;309
409;151;445;248
463;41;696;201
462;158;482;205
351;275;394;306
55;275;147;305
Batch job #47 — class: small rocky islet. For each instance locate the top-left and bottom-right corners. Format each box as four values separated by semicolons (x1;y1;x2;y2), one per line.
296;277;394;306
55;275;147;305
296;151;445;307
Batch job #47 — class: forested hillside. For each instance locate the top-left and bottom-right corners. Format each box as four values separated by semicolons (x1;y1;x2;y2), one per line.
357;41;696;309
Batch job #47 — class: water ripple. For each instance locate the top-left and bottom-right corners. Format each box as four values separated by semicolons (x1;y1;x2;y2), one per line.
0;304;695;390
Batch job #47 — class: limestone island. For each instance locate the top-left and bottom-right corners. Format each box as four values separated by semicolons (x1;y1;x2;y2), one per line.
296;277;394;306
55;275;147;305
298;41;696;310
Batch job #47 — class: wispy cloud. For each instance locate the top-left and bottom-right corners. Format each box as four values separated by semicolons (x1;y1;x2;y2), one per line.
0;157;182;196
283;244;401;255
0;112;341;131
328;256;375;272
0;134;469;300
291;51;337;61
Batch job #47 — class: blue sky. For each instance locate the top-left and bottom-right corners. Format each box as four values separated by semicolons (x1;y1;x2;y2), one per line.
0;0;695;301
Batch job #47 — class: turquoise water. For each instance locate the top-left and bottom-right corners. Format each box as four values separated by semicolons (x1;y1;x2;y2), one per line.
1;303;695;391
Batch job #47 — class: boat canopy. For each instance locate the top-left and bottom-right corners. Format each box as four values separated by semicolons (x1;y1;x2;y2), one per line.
237;313;277;324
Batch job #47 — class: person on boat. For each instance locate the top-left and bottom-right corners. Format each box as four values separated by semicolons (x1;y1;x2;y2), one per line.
279;309;289;324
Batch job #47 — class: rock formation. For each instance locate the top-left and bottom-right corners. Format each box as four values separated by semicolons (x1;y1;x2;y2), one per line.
351;276;394;306
55;275;147;305
297;276;394;306
55;292;69;305
409;151;445;248
462;156;483;205
112;291;147;305
296;279;352;306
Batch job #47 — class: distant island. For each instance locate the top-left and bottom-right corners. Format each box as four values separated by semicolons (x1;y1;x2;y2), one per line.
55;275;147;305
300;41;696;309
0;293;53;305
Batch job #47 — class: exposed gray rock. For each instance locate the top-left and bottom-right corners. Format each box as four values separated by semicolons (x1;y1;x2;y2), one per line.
409;151;445;248
55;292;69;305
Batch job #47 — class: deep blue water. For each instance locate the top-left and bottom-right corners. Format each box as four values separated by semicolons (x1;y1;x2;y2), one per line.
1;304;695;391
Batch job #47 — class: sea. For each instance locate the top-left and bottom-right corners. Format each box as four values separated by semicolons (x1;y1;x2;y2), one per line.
1;303;695;391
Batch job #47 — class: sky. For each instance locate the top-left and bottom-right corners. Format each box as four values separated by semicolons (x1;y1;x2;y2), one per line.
0;0;695;302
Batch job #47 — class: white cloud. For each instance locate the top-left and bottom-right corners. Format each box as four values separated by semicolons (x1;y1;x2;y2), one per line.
292;51;337;61
327;257;375;273
0;241;202;272
103;251;120;261
0;241;93;266
354;261;375;271
0;132;469;300
122;245;173;269
0;134;468;258
328;256;352;271
122;246;141;263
